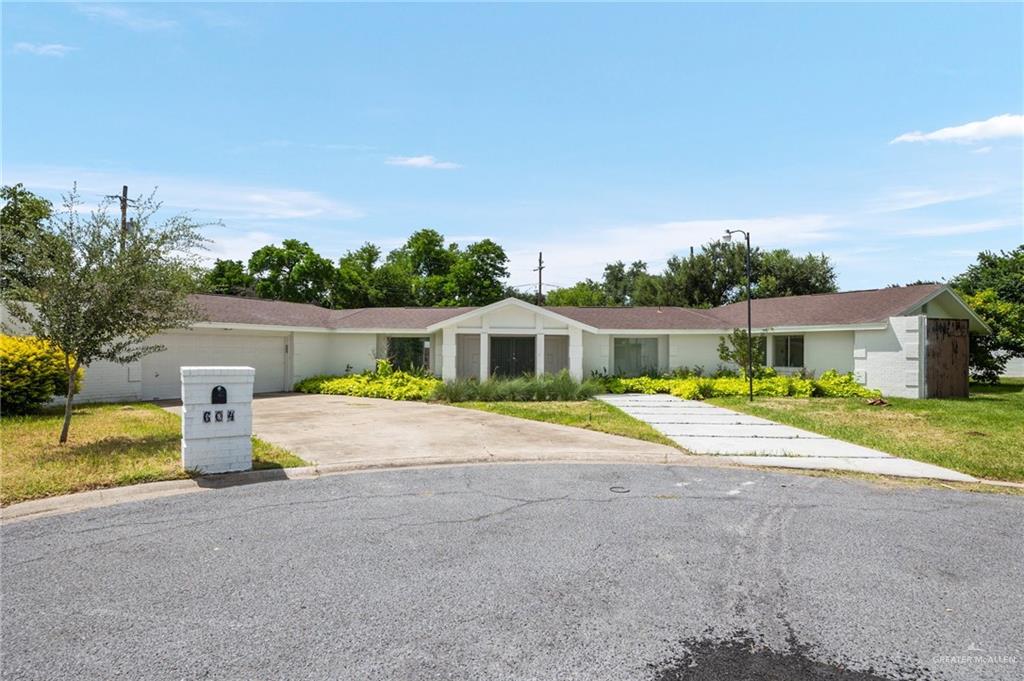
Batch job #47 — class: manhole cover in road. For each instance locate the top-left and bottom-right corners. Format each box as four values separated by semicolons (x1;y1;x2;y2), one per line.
650;633;934;681
609;486;630;494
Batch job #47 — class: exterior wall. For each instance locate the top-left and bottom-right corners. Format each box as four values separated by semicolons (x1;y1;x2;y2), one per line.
331;334;378;374
668;334;726;373
798;331;855;376
68;359;143;404
854;316;926;398
290;332;332;384
582;331;611;376
1002;356;1024;378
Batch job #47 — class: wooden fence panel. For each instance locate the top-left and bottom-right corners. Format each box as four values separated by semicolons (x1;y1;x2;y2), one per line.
926;319;969;398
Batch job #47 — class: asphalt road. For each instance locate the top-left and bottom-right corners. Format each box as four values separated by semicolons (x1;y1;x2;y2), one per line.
2;464;1021;681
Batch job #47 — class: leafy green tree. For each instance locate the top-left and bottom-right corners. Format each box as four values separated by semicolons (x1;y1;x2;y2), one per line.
444;239;510;305
545;280;610;306
950;246;1024;382
1;184;53;290
753;249;837;299
601;260;650;305
334;243;380;308
717;328;767;377
249;239;336;306
2;187;206;443
203;259;254;296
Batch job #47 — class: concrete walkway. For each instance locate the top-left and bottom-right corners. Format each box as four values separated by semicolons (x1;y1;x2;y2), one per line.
598;394;977;482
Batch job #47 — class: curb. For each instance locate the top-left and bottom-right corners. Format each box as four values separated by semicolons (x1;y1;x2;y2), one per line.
3;456;1019;524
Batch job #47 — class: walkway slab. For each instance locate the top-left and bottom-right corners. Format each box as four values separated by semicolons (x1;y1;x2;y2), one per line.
598;393;977;482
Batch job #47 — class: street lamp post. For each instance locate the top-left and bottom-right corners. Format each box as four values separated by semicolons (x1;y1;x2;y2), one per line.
723;228;754;402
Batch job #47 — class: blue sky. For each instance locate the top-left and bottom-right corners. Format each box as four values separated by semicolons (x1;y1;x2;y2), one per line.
3;2;1022;293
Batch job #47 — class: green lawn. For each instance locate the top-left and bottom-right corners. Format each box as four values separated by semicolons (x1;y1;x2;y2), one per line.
709;379;1024;482
1;402;307;505
454;400;679;449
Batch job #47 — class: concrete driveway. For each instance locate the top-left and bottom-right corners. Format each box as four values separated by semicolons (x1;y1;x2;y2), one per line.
172;393;685;467
3;464;1021;680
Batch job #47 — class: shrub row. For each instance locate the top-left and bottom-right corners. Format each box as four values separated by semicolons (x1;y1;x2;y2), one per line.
602;370;879;399
0;335;83;414
432;371;602;402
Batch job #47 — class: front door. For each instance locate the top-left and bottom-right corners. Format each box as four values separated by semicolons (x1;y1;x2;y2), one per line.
490;337;536;377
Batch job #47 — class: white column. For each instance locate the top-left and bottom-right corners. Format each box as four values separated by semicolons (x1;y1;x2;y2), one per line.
479;332;490;381
568;327;583;380
535;333;545;376
442;327;457;382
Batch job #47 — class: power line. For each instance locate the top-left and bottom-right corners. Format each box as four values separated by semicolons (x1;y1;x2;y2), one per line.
533;251;544;306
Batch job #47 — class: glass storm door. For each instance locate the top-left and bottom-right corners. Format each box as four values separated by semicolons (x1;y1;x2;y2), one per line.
490;337;536;377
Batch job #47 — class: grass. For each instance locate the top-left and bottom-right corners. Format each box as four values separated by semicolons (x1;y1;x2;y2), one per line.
709;378;1024;482
1;402;307;506
454;399;680;449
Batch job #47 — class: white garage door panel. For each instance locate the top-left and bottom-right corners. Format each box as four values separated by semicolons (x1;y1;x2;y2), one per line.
142;333;286;399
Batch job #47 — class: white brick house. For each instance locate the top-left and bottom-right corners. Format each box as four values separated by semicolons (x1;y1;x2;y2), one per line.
11;283;987;401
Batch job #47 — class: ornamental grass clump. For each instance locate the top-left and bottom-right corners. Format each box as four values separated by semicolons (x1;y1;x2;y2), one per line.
293;359;441;401
431;370;602;402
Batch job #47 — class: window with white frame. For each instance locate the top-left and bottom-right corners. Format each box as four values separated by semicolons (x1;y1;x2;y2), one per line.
772;335;804;368
613;337;659;376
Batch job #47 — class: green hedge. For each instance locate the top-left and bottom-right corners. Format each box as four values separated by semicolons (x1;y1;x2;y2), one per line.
0;335;83;414
433;370;602;402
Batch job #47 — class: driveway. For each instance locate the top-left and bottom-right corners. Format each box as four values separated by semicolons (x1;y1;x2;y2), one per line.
2;464;1021;680
171;393;685;467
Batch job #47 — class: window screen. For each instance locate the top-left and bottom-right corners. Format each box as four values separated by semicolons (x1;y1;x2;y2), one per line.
613;338;659;376
772;335;804;368
387;337;429;370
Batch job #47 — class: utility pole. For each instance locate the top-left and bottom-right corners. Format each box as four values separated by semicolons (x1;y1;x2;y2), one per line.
533;252;545;306
106;185;131;253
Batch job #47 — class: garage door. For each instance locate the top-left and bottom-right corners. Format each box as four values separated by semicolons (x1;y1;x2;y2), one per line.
141;332;287;399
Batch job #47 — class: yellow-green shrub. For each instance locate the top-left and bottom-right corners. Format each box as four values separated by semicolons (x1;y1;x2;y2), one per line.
812;370;881;398
294;361;441;401
0;335;83;414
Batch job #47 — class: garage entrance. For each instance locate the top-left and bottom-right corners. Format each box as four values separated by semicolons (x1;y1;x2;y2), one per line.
141;331;288;399
491;336;535;377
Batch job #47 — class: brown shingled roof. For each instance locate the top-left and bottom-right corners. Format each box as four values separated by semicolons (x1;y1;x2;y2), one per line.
707;284;944;328
549;306;725;330
190;284;948;332
190;294;343;329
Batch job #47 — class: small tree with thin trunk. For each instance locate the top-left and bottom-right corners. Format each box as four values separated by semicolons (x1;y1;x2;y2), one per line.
2;186;208;443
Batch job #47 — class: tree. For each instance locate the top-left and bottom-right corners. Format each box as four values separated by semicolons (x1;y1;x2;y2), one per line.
444;239;510;306
1;184;53;290
545;280;610;306
950;246;1024;382
601;260;650;305
717;328;767;377
753;249;837;299
2;187;207;443
248;239;336;306
203;259;254;296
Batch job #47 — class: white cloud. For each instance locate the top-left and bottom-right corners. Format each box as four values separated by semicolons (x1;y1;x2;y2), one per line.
386;155;461;170
9;166;363;222
900;219;1016;237
12;42;77;57
865;187;995;213
890;114;1024;144
77;4;178;31
971;146;993;155
203;230;280;263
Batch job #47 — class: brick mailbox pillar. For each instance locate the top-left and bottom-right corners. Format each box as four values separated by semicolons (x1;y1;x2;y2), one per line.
180;366;255;474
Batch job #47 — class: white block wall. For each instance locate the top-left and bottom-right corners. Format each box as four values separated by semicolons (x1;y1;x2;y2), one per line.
853;316;926;398
180;366;254;474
